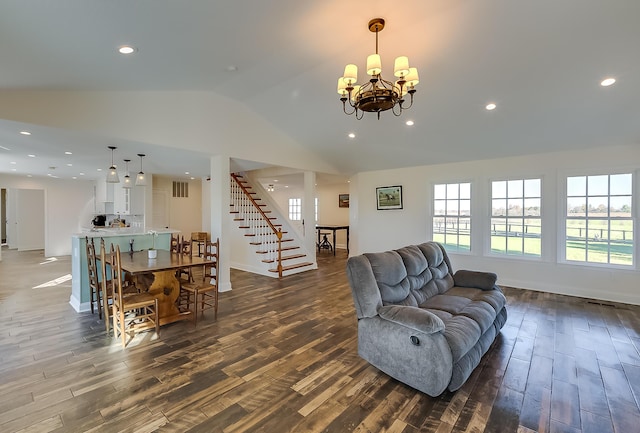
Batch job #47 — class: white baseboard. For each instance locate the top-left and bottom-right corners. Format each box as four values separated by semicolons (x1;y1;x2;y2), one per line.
69;294;91;313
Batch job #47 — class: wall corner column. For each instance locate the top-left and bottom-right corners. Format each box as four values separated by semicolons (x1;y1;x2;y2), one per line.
210;155;232;292
303;171;317;259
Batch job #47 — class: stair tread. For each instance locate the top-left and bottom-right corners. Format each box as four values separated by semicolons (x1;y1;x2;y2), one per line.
269;262;314;273
256;246;300;253
249;239;294;245
261;253;306;263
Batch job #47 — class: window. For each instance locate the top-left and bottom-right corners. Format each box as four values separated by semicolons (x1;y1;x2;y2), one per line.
433;182;471;251
491;178;541;257
288;198;302;221
565;173;633;266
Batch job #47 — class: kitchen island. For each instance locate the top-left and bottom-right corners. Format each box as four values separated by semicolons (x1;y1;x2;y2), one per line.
70;228;178;312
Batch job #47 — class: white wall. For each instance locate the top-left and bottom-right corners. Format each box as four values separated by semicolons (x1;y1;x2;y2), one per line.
263;181;350;248
350;145;640;305
152;175;202;237
269;185;304;234
0;173;95;257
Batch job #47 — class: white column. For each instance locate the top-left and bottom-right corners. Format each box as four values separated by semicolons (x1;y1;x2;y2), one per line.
210;155;232;292
348;173;359;256
303;171;317;260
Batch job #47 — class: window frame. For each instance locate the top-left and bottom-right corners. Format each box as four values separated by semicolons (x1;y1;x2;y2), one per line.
288;197;302;221
489;176;543;259
431;181;472;253
561;170;635;268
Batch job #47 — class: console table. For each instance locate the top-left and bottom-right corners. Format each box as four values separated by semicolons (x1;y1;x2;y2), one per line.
315;225;349;256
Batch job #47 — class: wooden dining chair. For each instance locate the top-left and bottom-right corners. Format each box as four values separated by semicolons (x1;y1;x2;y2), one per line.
97;238;136;334
179;238;219;325
87;237;117;333
177;235;194;283
170;233;180;253
103;244;159;348
85;237;100;317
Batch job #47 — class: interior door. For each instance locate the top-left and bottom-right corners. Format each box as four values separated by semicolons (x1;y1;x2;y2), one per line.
15;189;45;251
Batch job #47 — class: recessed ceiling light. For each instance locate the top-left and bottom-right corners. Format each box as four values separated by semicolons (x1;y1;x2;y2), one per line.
97;168;102;171
11;168;16;171
118;45;136;54
600;77;616;87
19;131;31;135
79;172;85;176
28;154;36;158
190;177;195;180
72;176;77;180
348;133;356;139
65;151;73;155
274;179;278;182
405;120;414;126
10;161;16;164
485;103;497;110
67;163;73;167
185;171;190;175
226;65;238;72
27;174;32;177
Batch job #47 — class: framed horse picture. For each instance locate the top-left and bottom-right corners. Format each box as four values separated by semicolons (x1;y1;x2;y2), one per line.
376;185;403;210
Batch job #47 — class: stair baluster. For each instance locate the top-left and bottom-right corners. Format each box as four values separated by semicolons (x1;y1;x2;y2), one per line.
230;173;284;278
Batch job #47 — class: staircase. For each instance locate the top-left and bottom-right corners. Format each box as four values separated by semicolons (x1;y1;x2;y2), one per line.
230;173;315;278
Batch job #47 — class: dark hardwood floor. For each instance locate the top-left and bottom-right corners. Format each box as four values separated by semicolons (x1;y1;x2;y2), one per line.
1;246;639;432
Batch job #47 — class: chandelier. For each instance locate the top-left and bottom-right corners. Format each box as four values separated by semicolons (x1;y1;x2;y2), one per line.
338;18;419;120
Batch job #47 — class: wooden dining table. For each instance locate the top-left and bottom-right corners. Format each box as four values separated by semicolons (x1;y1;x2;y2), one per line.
118;249;215;326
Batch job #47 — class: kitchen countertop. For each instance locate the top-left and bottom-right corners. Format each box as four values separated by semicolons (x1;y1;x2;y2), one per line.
73;228;179;238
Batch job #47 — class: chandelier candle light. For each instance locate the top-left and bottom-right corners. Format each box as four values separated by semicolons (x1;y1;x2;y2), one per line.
338;18;419;119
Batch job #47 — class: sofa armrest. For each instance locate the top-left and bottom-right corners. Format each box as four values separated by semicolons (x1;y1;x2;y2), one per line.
378;305;445;334
453;270;497;291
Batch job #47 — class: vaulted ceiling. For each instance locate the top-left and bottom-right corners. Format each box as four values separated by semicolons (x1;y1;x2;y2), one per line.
0;0;638;181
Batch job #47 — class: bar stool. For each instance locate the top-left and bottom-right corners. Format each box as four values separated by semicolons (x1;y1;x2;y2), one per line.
318;232;333;253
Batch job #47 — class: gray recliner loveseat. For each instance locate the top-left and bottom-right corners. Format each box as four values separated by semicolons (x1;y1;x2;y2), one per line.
346;241;507;396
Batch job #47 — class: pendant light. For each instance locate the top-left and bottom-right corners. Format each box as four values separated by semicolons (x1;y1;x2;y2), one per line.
106;146;120;183
122;159;132;188
135;153;147;186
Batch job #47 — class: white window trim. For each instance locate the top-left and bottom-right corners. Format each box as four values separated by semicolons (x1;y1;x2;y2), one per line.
429;179;474;255
486;175;545;261
558;169;636;269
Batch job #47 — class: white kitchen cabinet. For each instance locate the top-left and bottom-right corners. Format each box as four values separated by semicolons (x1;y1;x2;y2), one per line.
95;180;114;214
113;185;131;215
95;179;114;203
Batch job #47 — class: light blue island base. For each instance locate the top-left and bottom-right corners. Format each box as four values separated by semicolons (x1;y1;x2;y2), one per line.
70;229;177;313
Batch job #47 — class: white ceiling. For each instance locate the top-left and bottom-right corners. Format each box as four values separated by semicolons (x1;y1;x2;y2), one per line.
0;0;638;181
